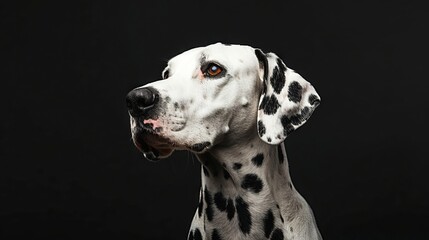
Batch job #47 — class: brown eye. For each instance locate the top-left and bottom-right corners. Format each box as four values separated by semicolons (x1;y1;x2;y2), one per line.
204;63;223;77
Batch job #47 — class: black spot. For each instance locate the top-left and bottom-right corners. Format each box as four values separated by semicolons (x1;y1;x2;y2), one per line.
277;58;287;72
288;106;313;126
241;174;264;193
281;115;294;135
198;190;203;217
288;81;302;103
300;106;311;121
267;137;272;142
277;145;284;164
270;65;286;94
191;142;211;152
226;199;235;220
211;229;222;240
263;95;281;115
222;164;230;178
194;228;203;240
280;115;291;128
214;192;227;211
290;226;293;232
289;115;301;125
259;95;269;110
270;228;284;240
263;80;267;94
203;166;210;177
284;124;294;135
174;102;179;109
308;94;320;106
263;209;275;238
204;187;212;204
223;169;231;180
188;230;194;240
204;187;214;221
206;206;213;221
233;163;242;170
255;49;268;81
258;120;266;136
251;153;264;167
198;153;219;177
235;197;252;234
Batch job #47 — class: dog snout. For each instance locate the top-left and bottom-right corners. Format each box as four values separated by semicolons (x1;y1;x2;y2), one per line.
126;87;159;117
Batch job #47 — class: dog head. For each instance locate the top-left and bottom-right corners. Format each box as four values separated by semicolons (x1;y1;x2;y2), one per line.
126;43;320;161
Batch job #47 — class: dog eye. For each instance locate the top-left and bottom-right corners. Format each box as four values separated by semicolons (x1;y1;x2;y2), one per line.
204;63;223;77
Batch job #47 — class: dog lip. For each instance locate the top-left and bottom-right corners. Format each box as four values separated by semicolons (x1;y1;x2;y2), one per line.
143;151;160;162
133;137;172;161
189;141;211;153
134;129;172;147
132;127;174;160
135;121;158;134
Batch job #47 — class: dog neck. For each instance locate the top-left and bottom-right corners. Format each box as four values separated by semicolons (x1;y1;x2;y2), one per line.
197;138;293;203
192;133;308;239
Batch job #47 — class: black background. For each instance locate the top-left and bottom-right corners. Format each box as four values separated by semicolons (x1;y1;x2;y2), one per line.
2;1;428;239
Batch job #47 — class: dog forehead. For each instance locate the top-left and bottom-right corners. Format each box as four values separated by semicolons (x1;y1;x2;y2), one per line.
168;43;257;68
203;43;256;62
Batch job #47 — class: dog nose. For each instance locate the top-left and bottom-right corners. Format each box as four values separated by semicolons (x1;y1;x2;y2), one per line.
126;87;158;117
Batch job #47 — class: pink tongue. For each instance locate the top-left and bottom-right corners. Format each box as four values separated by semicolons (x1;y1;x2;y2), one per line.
143;119;162;129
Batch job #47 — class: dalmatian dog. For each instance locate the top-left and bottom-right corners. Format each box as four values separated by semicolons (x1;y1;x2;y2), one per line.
126;43;322;240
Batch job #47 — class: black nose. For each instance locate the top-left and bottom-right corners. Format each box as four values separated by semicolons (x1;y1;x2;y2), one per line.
126;87;158;117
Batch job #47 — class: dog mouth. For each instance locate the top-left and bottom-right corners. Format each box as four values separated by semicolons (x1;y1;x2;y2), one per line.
131;117;213;161
132;123;174;161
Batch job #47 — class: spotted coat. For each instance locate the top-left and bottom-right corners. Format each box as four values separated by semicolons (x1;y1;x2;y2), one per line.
127;43;322;240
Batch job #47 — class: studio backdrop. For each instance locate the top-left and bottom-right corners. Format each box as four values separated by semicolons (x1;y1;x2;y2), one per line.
2;1;428;239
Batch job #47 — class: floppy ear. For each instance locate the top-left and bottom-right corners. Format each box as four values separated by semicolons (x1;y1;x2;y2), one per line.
255;49;321;144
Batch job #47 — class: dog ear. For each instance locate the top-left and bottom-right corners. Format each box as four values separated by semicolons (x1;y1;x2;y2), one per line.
255;49;321;145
